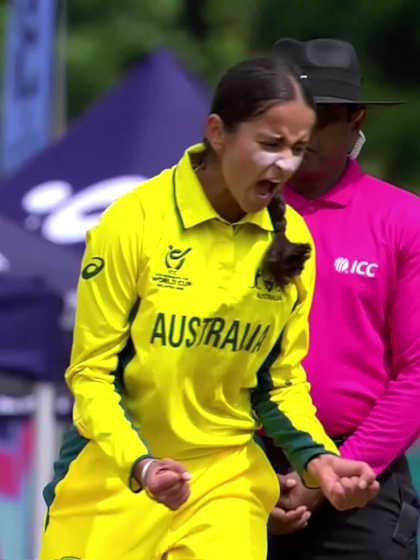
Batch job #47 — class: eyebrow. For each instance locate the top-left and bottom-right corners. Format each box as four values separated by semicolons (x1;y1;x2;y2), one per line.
257;133;283;140
257;133;309;144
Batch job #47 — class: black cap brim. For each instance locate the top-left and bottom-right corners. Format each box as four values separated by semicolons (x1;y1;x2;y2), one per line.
315;95;405;105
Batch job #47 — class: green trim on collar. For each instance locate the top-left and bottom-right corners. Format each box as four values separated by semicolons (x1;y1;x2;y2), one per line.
173;144;274;232
172;166;185;229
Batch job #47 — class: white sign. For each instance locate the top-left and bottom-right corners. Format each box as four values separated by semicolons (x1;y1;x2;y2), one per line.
22;175;146;244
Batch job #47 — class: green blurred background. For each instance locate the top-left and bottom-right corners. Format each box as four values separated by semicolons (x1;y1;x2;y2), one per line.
0;0;419;194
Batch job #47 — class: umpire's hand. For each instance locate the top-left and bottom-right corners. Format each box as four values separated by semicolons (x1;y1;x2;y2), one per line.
135;458;191;510
306;454;380;511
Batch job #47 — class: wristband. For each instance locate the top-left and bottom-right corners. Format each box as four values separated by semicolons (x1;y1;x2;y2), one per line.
140;459;159;498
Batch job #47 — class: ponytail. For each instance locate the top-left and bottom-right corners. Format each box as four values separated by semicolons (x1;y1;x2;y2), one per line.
264;194;311;290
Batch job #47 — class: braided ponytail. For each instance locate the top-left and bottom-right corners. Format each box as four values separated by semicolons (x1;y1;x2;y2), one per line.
264;194;311;290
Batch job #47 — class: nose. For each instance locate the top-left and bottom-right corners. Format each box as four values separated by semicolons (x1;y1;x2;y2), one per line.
273;154;303;173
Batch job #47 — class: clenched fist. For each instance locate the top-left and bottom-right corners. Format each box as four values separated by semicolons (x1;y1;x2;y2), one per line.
307;454;379;511
134;458;191;511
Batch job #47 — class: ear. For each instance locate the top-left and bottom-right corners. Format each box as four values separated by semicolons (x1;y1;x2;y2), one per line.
204;114;226;155
350;108;367;133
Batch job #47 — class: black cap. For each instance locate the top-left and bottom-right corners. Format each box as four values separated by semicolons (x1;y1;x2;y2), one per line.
273;38;403;106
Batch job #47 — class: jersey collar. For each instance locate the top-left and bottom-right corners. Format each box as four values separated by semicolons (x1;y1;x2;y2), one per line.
173;144;274;232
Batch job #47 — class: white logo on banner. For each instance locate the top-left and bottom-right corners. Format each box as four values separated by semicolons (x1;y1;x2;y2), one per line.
334;257;378;278
22;175;146;243
0;252;11;273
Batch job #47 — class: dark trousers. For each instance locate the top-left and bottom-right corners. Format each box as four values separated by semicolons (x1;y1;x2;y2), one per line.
267;448;419;560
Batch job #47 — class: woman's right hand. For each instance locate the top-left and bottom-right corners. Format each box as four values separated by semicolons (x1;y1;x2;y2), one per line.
135;458;192;510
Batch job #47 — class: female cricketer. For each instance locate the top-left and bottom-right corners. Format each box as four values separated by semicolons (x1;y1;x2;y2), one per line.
39;57;379;560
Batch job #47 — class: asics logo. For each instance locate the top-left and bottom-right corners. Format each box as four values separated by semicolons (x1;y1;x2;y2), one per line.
81;257;105;279
334;258;378;278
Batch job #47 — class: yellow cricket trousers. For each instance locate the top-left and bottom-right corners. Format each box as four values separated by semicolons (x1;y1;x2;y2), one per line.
39;438;279;560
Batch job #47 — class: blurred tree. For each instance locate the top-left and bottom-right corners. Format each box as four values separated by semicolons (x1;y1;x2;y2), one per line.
63;0;260;119
182;0;208;39
63;0;256;118
0;0;419;192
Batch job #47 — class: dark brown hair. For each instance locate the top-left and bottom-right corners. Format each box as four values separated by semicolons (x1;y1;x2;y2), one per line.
265;195;311;290
211;57;313;289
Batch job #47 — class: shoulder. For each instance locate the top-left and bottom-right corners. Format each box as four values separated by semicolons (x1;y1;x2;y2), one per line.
359;173;420;242
360;173;420;216
99;167;174;235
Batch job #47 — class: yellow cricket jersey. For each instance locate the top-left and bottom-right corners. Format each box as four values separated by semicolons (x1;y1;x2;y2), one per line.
50;144;337;500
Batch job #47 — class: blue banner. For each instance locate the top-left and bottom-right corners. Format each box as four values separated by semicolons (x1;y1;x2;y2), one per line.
1;0;57;175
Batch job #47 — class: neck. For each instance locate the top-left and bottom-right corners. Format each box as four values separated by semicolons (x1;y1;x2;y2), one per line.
194;159;245;223
288;159;349;199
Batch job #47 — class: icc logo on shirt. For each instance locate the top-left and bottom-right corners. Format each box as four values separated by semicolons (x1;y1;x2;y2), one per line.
334;257;378;278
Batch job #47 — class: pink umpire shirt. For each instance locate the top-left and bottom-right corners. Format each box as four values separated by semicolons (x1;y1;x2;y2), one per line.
283;159;420;475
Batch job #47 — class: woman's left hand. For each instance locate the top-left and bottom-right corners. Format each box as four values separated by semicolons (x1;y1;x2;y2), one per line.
306;454;380;511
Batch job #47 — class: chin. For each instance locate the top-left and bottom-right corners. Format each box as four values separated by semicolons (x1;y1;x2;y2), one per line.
245;199;272;214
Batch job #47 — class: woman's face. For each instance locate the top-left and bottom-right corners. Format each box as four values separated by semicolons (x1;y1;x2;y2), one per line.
206;94;315;221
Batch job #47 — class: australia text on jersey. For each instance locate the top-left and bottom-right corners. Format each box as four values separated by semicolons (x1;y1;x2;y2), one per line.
150;312;271;353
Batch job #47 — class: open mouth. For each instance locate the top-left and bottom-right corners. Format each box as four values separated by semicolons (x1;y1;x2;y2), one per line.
255;179;278;201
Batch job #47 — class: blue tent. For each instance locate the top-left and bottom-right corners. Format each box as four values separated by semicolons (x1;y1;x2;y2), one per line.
0;46;211;378
0;276;65;382
0;213;80;295
0;47;211;373
0;49;211;258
